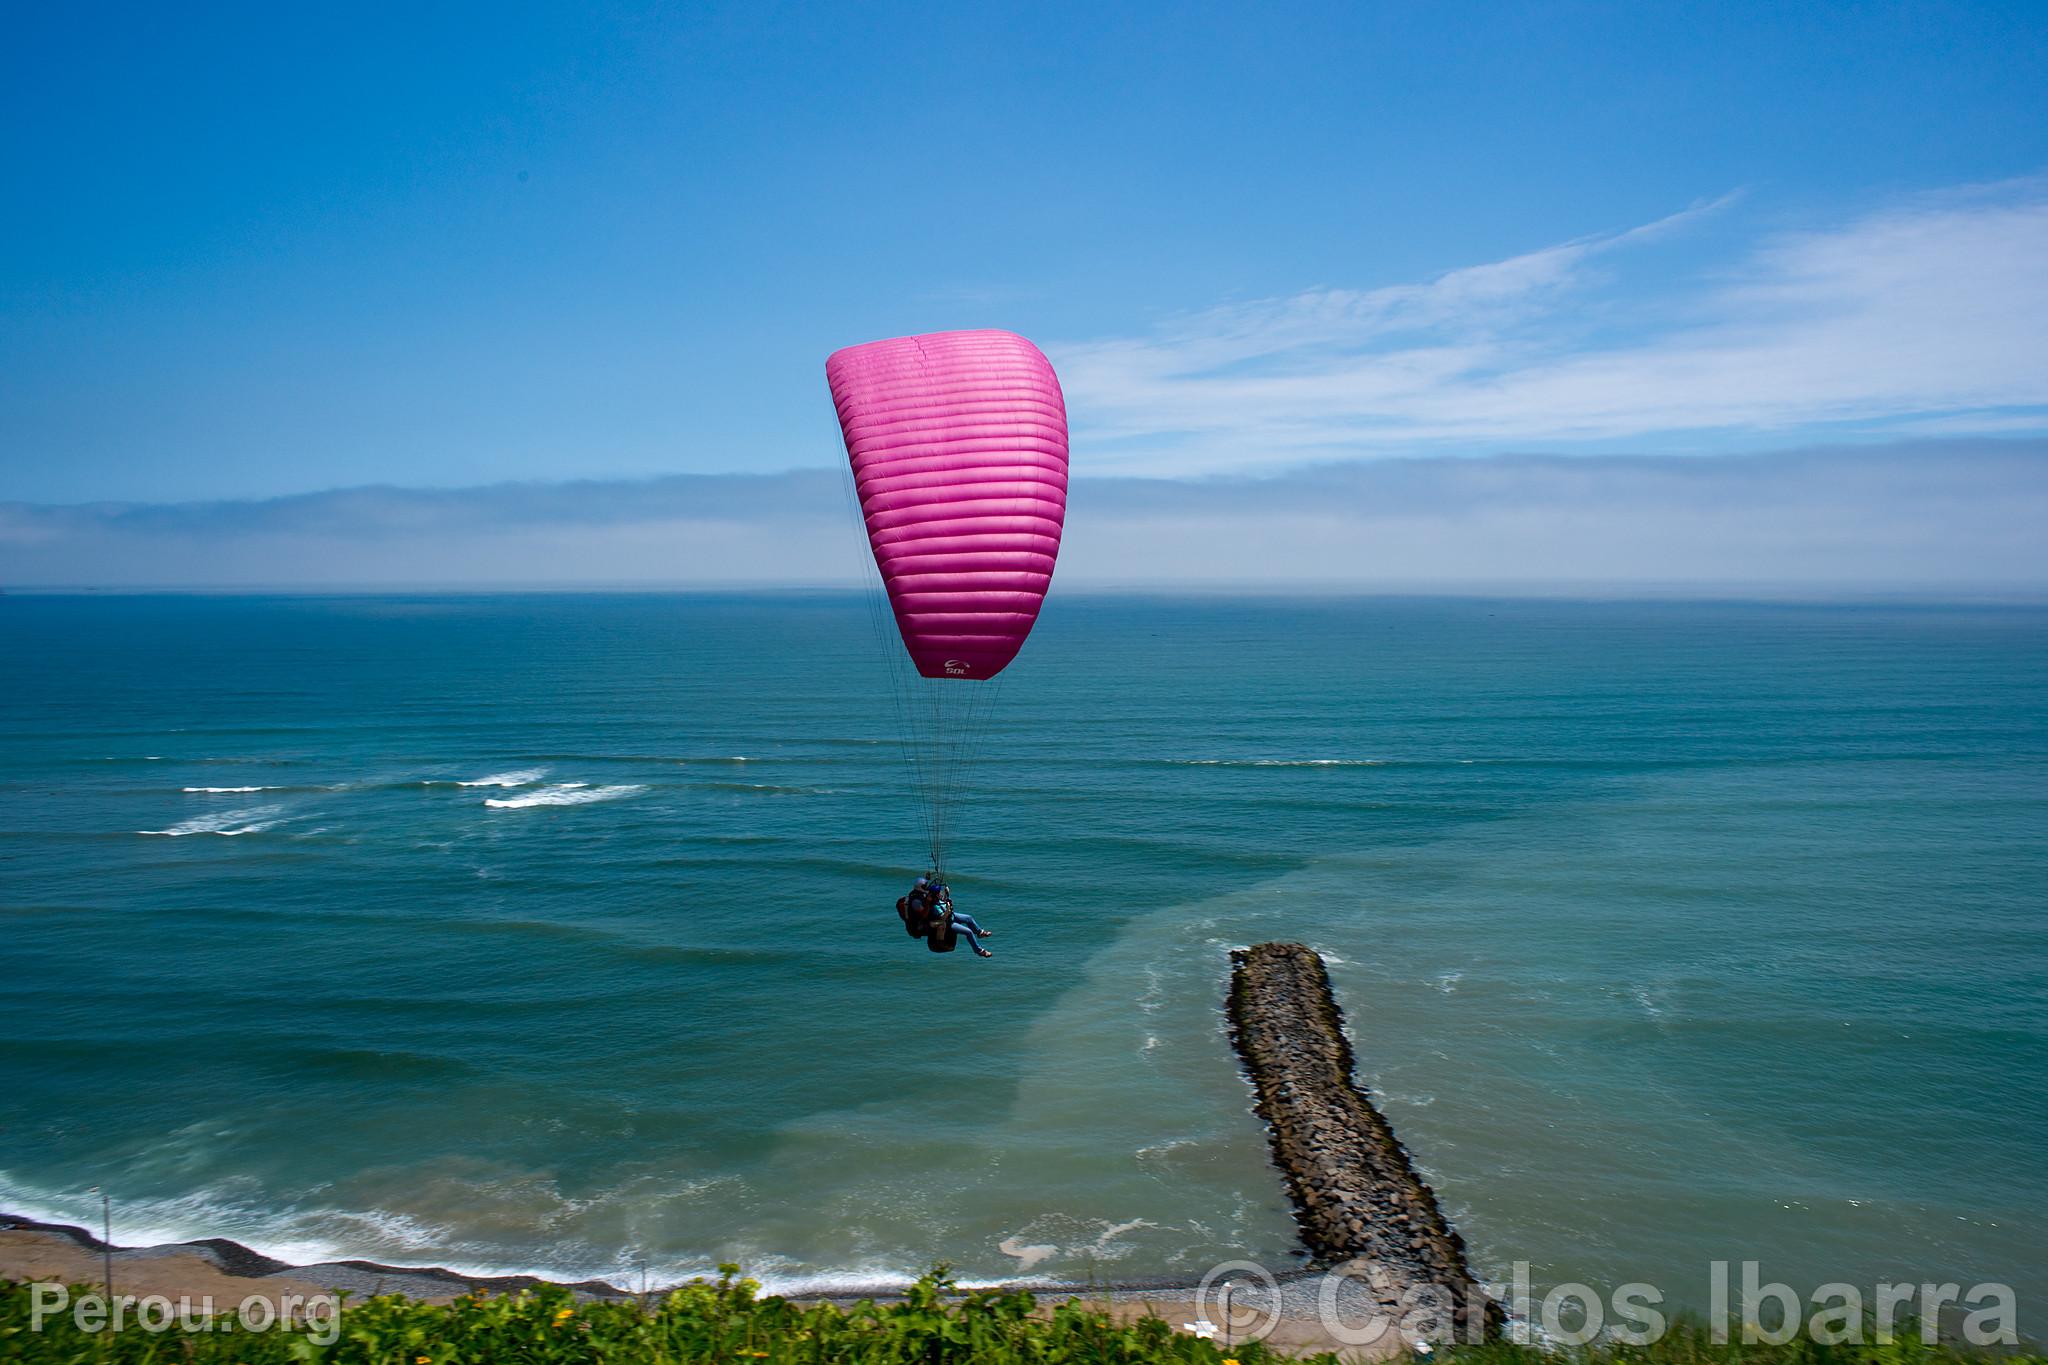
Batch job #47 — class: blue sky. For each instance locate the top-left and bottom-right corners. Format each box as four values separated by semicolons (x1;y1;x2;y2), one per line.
5;1;2046;507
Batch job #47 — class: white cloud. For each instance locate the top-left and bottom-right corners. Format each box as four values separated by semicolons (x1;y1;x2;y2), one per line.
1052;180;2048;471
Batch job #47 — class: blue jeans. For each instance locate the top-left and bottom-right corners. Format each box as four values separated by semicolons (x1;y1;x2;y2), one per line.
948;911;987;947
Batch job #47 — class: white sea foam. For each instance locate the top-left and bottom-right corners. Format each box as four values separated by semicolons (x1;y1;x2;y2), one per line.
734;1264;933;1295
1134;1137;1193;1160
1134;964;1167;1014
140;806;284;836
0;1172;466;1276
1258;758;1381;766
0;1167;924;1294
485;783;645;809
456;769;545;788
997;1236;1058;1272
1170;757;1384;767
1094;1218;1151;1245
183;785;268;793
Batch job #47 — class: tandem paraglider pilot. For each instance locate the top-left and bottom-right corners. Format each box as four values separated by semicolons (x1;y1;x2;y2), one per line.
897;873;996;959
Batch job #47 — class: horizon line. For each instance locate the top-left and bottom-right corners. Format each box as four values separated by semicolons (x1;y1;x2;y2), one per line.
8;581;2047;605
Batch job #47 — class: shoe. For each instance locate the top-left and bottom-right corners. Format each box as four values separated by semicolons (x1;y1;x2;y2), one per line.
973;945;994;958
977;929;994;938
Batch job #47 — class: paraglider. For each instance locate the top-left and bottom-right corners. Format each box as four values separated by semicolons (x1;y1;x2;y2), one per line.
827;329;1068;952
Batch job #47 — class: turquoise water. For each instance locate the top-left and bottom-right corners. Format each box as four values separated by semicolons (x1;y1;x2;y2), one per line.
1;593;2043;1314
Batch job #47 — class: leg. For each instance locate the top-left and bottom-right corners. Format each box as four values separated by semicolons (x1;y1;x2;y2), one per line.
950;921;991;956
950;912;987;936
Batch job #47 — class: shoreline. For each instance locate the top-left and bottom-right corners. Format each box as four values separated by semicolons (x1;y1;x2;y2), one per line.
4;944;1493;1356
0;1210;1330;1303
1;1212;636;1302
1;1212;1415;1358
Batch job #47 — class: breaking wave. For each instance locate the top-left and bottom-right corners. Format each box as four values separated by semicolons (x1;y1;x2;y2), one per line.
140;806;284;837
1165;758;1385;767
484;783;645;809
455;769;546;788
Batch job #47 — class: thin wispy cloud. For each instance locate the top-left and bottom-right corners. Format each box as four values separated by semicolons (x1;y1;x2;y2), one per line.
1054;180;2048;472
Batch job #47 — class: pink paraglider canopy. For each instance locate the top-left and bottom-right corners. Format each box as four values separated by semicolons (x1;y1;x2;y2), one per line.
828;329;1069;680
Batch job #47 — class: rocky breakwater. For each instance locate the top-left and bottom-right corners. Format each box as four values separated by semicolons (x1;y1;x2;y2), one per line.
1227;942;1500;1340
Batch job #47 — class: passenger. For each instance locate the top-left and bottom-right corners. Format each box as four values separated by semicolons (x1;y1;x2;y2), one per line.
937;901;994;958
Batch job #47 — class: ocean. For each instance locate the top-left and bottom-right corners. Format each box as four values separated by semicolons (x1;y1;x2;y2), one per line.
2;592;2043;1315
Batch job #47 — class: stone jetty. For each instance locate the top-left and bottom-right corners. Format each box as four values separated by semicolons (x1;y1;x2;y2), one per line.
1227;942;1500;1340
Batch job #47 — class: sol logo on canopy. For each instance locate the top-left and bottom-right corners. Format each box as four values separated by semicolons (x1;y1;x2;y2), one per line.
943;659;972;676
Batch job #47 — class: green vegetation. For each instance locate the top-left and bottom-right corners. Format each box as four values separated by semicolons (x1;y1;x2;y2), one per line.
2;1268;2038;1365
7;1268;1242;1365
